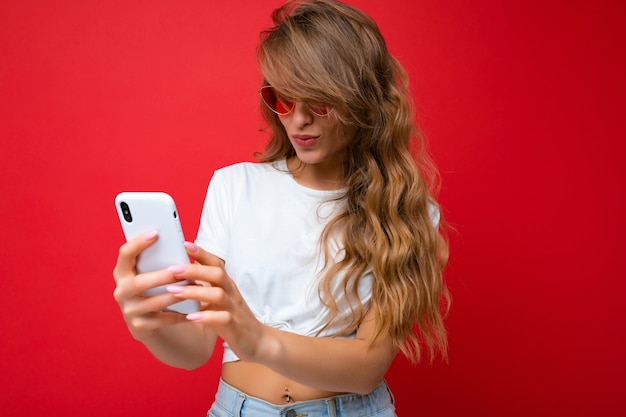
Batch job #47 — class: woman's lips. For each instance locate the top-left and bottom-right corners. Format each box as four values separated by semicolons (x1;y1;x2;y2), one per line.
292;134;320;147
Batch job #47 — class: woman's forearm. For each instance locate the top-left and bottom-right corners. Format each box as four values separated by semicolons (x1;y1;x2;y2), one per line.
135;321;218;370
253;325;396;394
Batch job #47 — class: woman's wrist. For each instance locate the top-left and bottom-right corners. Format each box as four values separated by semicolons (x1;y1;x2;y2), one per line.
251;325;283;366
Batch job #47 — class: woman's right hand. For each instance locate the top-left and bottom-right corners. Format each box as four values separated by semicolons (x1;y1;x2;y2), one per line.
112;230;189;341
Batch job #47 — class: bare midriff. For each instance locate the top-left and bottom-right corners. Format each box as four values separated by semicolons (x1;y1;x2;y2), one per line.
222;361;345;405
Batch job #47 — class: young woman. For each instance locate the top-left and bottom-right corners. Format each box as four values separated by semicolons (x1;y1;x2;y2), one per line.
113;1;449;416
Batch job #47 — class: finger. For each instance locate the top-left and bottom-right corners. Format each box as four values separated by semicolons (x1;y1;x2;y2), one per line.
114;265;198;313
167;263;229;288
123;290;193;317
132;268;184;294
166;284;231;309
185;310;231;326
184;242;225;267
113;231;159;281
126;310;190;334
114;267;178;302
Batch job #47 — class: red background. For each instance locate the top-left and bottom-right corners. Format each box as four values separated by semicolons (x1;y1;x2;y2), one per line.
1;0;625;415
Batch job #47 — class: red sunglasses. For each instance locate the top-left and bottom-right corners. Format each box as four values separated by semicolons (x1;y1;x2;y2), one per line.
259;86;331;117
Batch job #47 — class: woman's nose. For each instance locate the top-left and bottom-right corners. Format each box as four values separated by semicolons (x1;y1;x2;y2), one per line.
290;101;314;126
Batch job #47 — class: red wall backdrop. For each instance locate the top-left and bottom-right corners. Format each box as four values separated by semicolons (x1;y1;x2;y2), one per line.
1;1;624;415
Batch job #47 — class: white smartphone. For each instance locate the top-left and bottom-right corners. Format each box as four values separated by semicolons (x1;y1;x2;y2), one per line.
115;192;199;314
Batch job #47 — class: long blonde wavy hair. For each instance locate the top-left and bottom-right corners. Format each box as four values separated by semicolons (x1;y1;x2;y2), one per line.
256;0;449;363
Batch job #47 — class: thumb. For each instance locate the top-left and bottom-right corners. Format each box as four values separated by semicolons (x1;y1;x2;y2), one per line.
184;241;224;267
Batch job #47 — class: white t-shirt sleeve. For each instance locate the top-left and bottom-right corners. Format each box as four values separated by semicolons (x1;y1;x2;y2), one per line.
194;169;232;260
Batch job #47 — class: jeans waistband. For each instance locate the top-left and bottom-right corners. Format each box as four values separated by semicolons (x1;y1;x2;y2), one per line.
212;378;395;417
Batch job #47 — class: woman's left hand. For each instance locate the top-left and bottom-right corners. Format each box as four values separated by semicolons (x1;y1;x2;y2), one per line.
165;243;270;363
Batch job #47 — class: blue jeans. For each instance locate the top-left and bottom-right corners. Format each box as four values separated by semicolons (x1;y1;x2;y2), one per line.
208;379;397;417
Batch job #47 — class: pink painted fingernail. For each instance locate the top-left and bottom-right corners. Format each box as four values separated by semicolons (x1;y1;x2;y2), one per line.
167;265;186;274
143;230;158;241
184;241;199;253
186;313;202;321
166;285;184;294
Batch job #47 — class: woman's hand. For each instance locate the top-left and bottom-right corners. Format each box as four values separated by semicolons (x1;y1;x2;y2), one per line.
112;231;189;340
164;244;395;392
165;244;273;363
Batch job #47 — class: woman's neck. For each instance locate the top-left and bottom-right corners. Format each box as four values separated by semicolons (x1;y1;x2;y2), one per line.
286;157;345;191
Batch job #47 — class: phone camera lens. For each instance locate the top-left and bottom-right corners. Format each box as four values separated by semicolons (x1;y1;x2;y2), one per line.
120;202;133;222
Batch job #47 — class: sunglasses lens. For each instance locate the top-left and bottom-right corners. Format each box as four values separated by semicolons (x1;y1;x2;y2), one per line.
310;105;330;116
276;97;294;114
261;86;294;115
260;86;331;116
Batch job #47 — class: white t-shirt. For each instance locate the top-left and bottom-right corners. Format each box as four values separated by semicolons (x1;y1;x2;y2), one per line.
195;160;373;363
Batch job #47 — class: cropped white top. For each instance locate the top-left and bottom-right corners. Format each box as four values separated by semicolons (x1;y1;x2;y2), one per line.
195;160;373;363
